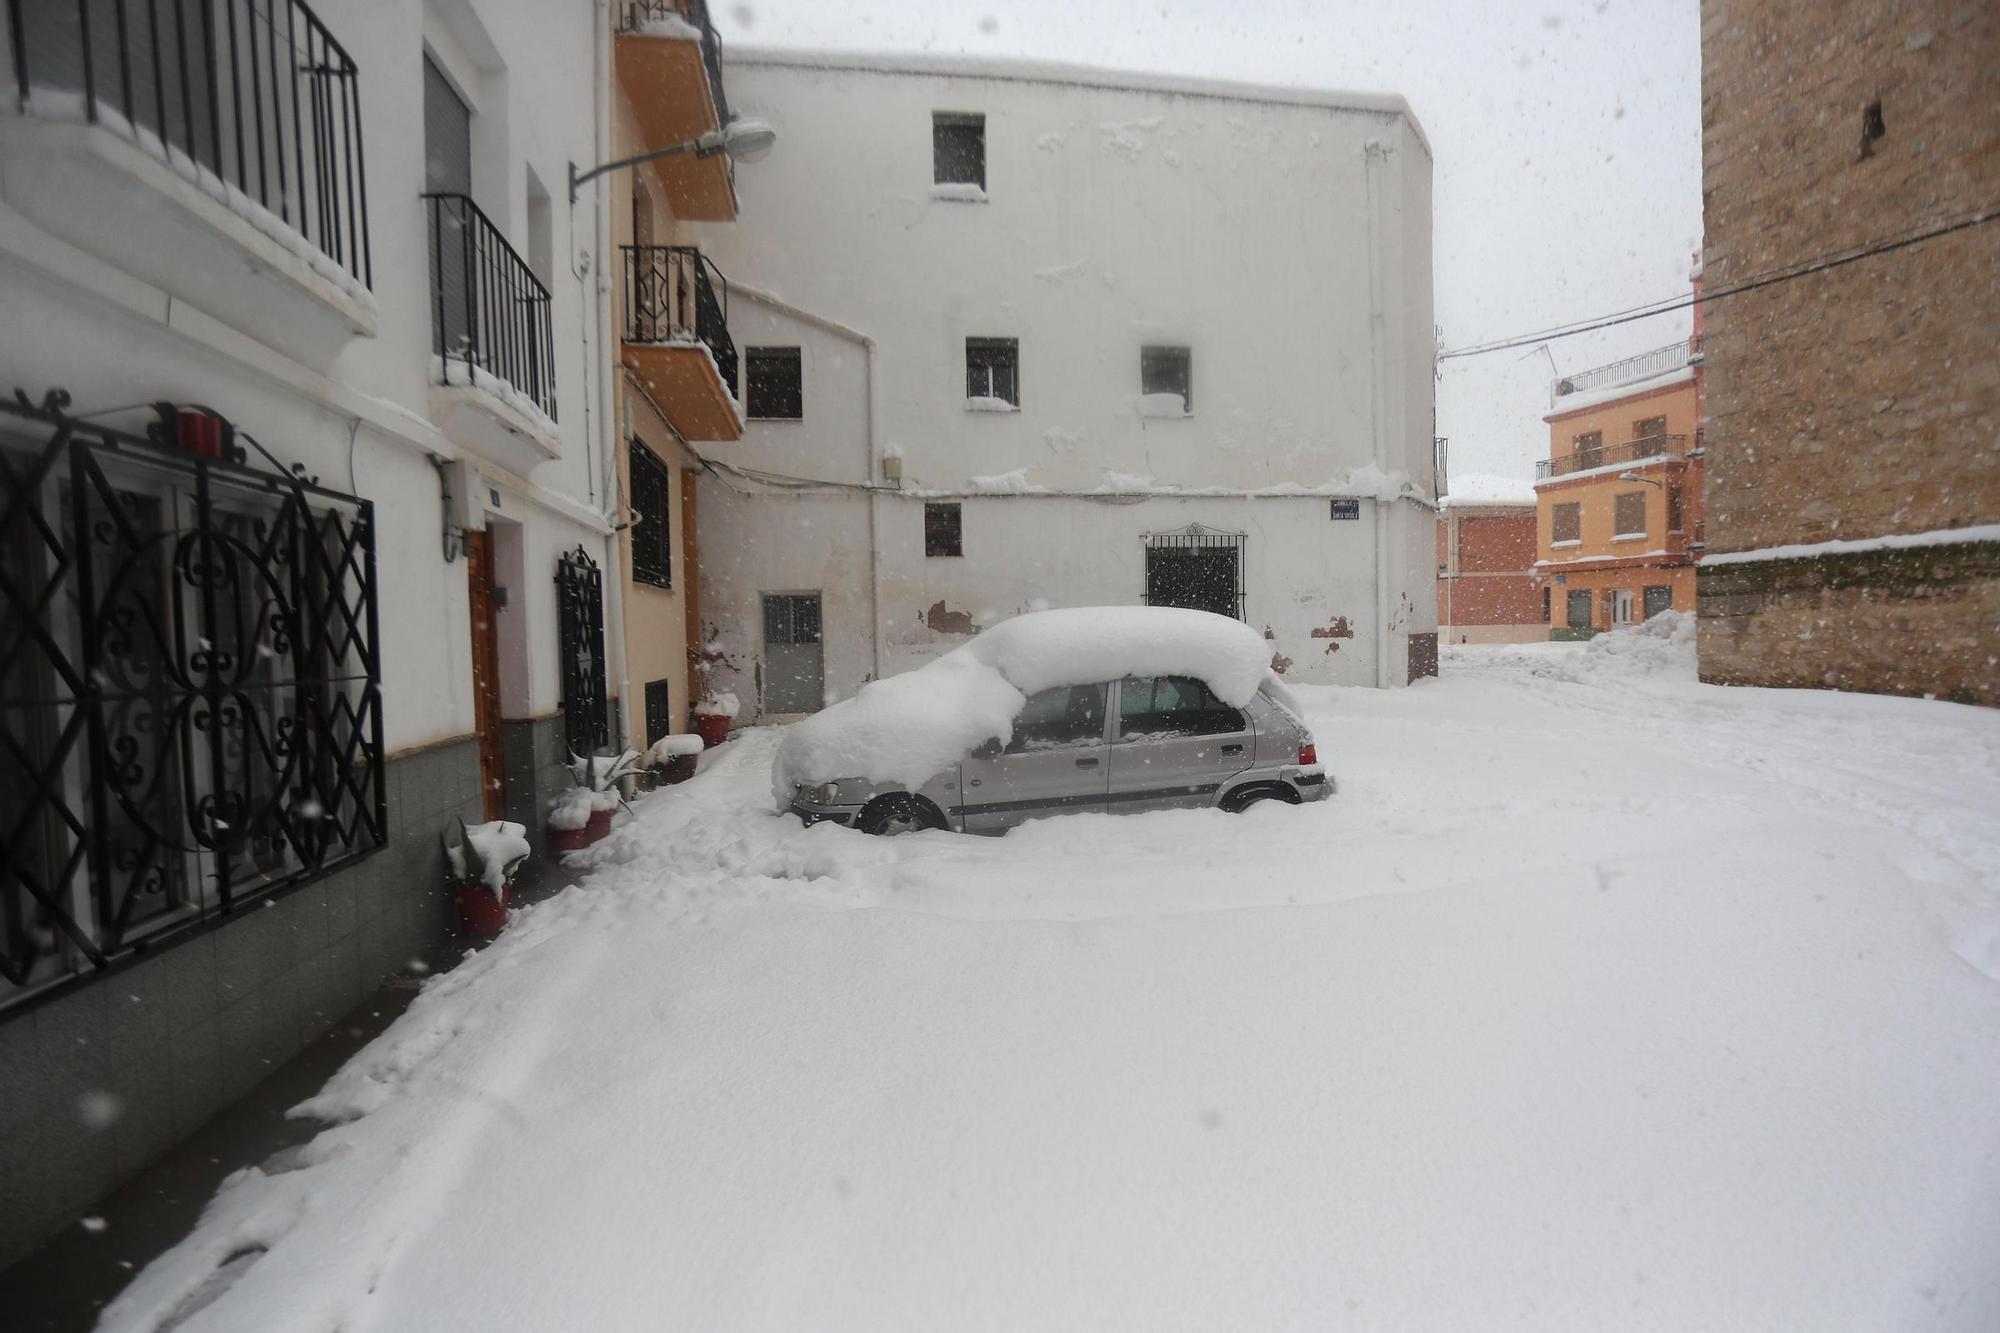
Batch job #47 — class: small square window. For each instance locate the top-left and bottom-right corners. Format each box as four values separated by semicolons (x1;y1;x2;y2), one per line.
1615;490;1647;536
1140;346;1192;412
925;502;962;558
966;337;1018;406
1551;501;1581;544
933;112;985;189
746;346;802;420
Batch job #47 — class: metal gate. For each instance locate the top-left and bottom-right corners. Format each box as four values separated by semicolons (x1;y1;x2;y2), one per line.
761;593;823;714
555;546;609;755
1142;524;1245;620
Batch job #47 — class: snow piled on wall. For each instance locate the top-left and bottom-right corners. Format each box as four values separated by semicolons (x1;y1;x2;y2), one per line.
772;607;1273;802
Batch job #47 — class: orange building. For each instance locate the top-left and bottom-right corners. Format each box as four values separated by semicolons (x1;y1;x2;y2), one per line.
1535;323;1707;637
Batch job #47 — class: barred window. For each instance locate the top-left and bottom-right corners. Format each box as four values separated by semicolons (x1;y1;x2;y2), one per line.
925;502;963;558
746;347;802;420
630;439;672;588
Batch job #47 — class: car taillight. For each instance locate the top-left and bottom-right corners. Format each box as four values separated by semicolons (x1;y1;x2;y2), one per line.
1298;742;1318;767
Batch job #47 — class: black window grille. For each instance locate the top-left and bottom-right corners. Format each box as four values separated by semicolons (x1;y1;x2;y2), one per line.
924;502;962;558
745;347;803;420
1142;524;1245;620
643;678;672;747
554;545;608;755
933;112;985;188
7;0;373;290
1140;346;1193;412
628;440;671;588
0;390;384;1007
966;337;1018;405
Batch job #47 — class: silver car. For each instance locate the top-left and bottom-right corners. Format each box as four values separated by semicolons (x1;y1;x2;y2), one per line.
788;674;1330;835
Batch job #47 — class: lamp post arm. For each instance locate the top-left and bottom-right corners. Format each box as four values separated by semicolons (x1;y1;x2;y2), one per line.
569;140;696;203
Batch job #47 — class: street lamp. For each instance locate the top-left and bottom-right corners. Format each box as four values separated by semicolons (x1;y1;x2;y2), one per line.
569;116;777;202
1617;470;1663;488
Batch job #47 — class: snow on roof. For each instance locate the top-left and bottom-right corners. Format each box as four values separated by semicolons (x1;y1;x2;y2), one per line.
1544;365;1695;421
727;46;1431;157
772;607;1274;803
1440;473;1535;508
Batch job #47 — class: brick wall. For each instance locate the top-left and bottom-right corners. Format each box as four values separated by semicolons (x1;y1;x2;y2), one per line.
1698;0;1999;701
1438;508;1543;630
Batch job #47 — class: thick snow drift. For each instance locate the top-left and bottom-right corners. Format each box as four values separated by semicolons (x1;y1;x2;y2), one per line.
772;606;1273;803
97;652;2000;1333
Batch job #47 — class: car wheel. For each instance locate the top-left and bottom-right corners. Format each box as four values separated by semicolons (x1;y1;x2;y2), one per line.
1222;786;1301;814
855;794;947;836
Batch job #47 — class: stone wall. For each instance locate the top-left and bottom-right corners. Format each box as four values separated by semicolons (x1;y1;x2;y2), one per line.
0;738;483;1270
1698;541;2000;706
1698;0;1999;700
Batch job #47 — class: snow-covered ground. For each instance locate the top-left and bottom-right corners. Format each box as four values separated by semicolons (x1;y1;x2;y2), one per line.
102;629;2000;1331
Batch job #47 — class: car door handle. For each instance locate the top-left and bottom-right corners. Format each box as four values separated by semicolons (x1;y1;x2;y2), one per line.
1075;756;1100;768
1220;744;1244;755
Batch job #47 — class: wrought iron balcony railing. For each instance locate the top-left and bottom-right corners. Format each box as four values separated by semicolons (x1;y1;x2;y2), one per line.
6;0;372;289
1537;433;1690;480
0;389;384;1008
622;244;738;394
617;0;731;128
423;193;557;422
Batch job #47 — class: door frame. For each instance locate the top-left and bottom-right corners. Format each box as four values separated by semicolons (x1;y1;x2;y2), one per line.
760;590;824;716
465;530;505;819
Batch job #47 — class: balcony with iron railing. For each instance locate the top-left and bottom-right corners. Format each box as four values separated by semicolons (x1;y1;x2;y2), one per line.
423;192;559;469
1;0;375;362
1536;433;1690;481
613;0;737;221
620;244;742;441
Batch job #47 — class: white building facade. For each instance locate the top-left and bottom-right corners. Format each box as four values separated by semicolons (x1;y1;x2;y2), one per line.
687;51;1438;720
0;0;648;1265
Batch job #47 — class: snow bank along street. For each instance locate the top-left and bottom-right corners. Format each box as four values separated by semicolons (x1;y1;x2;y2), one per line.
101;630;2000;1331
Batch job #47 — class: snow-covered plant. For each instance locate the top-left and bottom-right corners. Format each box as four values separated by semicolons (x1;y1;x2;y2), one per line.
567;748;643;792
442;816;530;894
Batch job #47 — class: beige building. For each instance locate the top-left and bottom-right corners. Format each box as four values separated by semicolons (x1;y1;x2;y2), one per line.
1697;0;1999;705
606;2;749;750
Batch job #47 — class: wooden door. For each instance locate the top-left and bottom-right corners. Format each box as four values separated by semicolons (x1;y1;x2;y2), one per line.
466;531;505;819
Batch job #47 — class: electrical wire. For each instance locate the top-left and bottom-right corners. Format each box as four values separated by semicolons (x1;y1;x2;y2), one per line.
1439;205;2000;361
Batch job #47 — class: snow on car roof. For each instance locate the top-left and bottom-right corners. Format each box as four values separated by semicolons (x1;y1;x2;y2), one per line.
773;607;1275;804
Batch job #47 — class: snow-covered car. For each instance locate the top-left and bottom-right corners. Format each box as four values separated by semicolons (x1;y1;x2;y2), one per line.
774;607;1329;834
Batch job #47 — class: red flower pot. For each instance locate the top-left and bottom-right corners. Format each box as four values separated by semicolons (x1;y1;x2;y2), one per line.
693;713;732;748
456;883;509;937
659;754;698;785
548;806;613;852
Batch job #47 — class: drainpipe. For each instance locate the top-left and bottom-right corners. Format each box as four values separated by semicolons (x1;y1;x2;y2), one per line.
591;0;633;747
1363;137;1395;689
864;335;885;681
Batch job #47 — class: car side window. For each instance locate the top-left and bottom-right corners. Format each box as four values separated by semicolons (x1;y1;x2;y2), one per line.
1004;683;1109;753
1117;676;1245;740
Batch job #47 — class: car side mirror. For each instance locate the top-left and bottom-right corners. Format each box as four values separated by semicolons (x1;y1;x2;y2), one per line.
971;737;1004;760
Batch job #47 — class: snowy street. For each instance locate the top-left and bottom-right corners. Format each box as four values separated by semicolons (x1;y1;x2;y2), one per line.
105;633;2000;1332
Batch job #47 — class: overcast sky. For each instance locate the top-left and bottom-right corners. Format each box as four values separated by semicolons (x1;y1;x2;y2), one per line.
713;0;1703;483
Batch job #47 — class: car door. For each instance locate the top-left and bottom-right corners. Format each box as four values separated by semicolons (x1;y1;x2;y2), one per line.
959;683;1111;833
1107;676;1255;813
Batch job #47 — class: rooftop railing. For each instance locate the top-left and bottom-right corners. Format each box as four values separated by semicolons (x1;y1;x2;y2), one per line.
1551;339;1694;404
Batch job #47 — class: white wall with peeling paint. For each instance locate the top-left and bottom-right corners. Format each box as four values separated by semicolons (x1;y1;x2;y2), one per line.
689;51;1435;718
